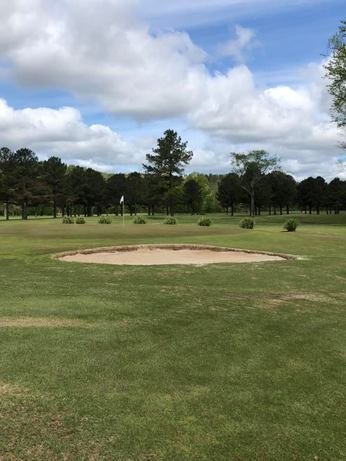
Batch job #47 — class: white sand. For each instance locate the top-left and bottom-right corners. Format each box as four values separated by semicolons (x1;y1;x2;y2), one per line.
58;245;287;266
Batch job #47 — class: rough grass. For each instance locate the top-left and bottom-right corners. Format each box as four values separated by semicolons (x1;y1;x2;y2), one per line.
0;213;346;460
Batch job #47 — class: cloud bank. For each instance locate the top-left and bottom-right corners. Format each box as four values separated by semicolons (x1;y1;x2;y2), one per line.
0;0;344;178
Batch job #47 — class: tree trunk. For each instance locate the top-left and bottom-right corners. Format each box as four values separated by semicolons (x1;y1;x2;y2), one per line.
250;189;255;217
231;204;234;216
53;200;57;219
21;202;28;220
5;202;9;220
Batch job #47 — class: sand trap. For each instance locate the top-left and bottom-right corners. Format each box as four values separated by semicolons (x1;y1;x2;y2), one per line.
57;244;291;266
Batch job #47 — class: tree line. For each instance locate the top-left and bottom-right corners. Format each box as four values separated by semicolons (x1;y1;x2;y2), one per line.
0;131;345;220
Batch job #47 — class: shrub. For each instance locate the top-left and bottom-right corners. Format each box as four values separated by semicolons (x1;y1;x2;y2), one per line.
75;216;86;224
284;218;298;232
164;217;177;225
198;217;212;227
98;216;112;224
133;216;146;224
62;216;74;224
240;218;254;229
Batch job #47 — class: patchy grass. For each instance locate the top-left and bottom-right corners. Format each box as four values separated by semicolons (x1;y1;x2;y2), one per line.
0;317;90;328
0;213;346;460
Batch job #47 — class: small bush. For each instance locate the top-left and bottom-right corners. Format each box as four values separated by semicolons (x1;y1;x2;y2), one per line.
240;218;254;229
198;217;212;227
62;216;74;224
133;216;146;224
164;217;177;225
75;216;86;224
98;216;112;224
284;218;298;232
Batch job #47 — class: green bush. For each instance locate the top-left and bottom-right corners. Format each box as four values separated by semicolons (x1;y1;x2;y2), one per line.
133;216;146;224
98;216;112;224
75;216;86;224
284;218;298;232
62;216;74;224
240;218;254;229
164;217;177;225
198;217;212;227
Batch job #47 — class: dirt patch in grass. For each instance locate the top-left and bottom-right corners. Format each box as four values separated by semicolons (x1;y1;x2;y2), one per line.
263;292;337;309
0;317;90;328
55;244;294;266
0;381;27;396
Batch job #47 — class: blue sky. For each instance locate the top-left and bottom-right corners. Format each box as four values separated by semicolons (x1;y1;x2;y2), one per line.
0;0;345;178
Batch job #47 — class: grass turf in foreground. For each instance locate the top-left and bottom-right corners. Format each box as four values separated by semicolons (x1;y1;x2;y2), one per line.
0;213;346;460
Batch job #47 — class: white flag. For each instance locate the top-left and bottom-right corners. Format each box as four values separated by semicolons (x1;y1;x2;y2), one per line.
120;195;124;204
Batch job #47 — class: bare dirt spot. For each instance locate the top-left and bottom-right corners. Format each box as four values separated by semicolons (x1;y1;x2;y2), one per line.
56;244;293;266
0;381;27;396
262;292;337;310
0;317;89;328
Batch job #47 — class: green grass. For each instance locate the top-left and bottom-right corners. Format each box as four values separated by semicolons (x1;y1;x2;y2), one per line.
0;213;346;460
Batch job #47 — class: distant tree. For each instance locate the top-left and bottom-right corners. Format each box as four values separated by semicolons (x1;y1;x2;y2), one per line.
183;178;203;213
143;130;193;215
84;168;105;216
326;177;345;213
42;156;67;218
66;166;105;216
0;147;16;220
142;174;163;216
297;176;327;214
232;150;278;216
125;172;145;215
216;173;241;215
12;148;39;219
255;175;272;215
268;171;297;214
325;20;346;135
106;173;126;215
185;173;213;212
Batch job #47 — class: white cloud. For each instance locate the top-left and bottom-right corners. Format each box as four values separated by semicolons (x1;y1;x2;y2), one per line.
0;98;146;170
218;25;256;62
0;0;343;179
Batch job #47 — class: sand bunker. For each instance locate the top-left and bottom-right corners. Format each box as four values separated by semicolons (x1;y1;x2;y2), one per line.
57;244;292;266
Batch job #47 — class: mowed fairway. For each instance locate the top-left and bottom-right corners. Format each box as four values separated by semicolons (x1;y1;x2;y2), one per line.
1;214;346;460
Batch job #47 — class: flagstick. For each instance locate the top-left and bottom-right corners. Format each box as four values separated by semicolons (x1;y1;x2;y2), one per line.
122;199;125;227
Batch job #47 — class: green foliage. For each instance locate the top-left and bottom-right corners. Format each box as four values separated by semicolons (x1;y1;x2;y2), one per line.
240;217;254;229
183;178;203;213
163;216;177;225
325;20;346;128
216;173;241;214
232;150;279;216
75;216;86;224
62;216;74;224
185;172;214;212
133;215;146;224
143;129;193;215
284;218;298;232
98;215;112;224
198;217;212;226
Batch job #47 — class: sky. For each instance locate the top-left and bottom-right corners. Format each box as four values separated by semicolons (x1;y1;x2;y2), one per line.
0;0;345;179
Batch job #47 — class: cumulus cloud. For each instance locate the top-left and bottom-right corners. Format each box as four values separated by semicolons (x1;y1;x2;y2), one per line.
0;0;343;178
0;98;146;170
189;62;340;151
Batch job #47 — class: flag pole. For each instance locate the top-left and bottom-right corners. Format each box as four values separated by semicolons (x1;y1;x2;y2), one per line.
122;197;125;227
